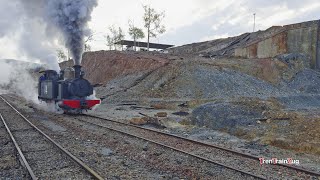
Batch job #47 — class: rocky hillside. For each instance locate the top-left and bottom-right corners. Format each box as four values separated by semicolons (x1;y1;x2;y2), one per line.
60;51;172;85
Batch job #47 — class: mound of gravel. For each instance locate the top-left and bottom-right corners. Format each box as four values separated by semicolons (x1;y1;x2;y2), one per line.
191;102;263;133
95;71;149;97
287;69;320;94
102;62;292;102
175;65;286;99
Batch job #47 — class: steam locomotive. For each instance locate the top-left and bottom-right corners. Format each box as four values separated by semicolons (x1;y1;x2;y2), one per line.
38;65;100;113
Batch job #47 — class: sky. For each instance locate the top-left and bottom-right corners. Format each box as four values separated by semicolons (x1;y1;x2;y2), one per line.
88;0;320;50
0;0;320;60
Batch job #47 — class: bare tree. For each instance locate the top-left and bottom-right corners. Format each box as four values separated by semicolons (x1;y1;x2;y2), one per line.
106;25;125;50
128;20;145;51
105;35;113;50
117;27;125;50
84;34;94;52
143;5;166;51
84;44;91;52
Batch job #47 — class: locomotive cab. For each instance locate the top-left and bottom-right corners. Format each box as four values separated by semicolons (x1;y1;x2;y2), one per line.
38;70;59;101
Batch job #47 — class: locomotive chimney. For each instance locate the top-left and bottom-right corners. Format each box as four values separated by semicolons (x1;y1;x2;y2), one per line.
73;65;82;78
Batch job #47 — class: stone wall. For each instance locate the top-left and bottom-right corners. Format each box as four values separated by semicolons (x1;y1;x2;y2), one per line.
235;20;320;69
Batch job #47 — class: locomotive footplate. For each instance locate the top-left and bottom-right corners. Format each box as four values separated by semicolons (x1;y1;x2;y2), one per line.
59;99;101;111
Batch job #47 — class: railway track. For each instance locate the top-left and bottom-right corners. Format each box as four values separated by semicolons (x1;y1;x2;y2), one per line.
77;114;320;180
0;95;104;180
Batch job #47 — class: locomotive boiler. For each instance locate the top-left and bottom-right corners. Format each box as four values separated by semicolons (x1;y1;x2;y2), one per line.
38;65;100;113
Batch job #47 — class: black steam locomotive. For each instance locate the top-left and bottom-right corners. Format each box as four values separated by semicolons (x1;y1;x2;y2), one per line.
38;65;100;113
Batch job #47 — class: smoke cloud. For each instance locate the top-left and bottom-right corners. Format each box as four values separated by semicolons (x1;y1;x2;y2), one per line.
46;0;98;65
0;0;58;71
0;0;98;68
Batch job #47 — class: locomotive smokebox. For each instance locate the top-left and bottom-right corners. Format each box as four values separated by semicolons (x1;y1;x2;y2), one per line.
73;65;82;79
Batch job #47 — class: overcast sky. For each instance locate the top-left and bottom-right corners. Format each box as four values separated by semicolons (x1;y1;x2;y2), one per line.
1;0;320;60
88;0;320;50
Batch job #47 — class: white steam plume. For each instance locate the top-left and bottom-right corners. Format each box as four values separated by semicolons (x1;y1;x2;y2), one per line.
0;60;40;103
0;0;98;68
0;60;63;113
0;0;60;71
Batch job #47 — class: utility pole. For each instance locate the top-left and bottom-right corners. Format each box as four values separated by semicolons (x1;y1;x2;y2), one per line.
253;13;256;32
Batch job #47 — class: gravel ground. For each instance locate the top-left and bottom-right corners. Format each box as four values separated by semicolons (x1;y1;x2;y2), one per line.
170;127;320;173
28;108;258;179
108;99;317;174
83;102;320;177
276;95;320;110
0;99;92;179
79;115;320;179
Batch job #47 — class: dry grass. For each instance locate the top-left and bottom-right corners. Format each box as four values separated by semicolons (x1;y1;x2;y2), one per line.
260;112;320;155
150;103;176;110
230;97;284;113
187;99;218;108
178;118;193;126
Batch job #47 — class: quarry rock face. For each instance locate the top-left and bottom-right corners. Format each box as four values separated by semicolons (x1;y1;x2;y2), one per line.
60;51;170;85
235;20;320;68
